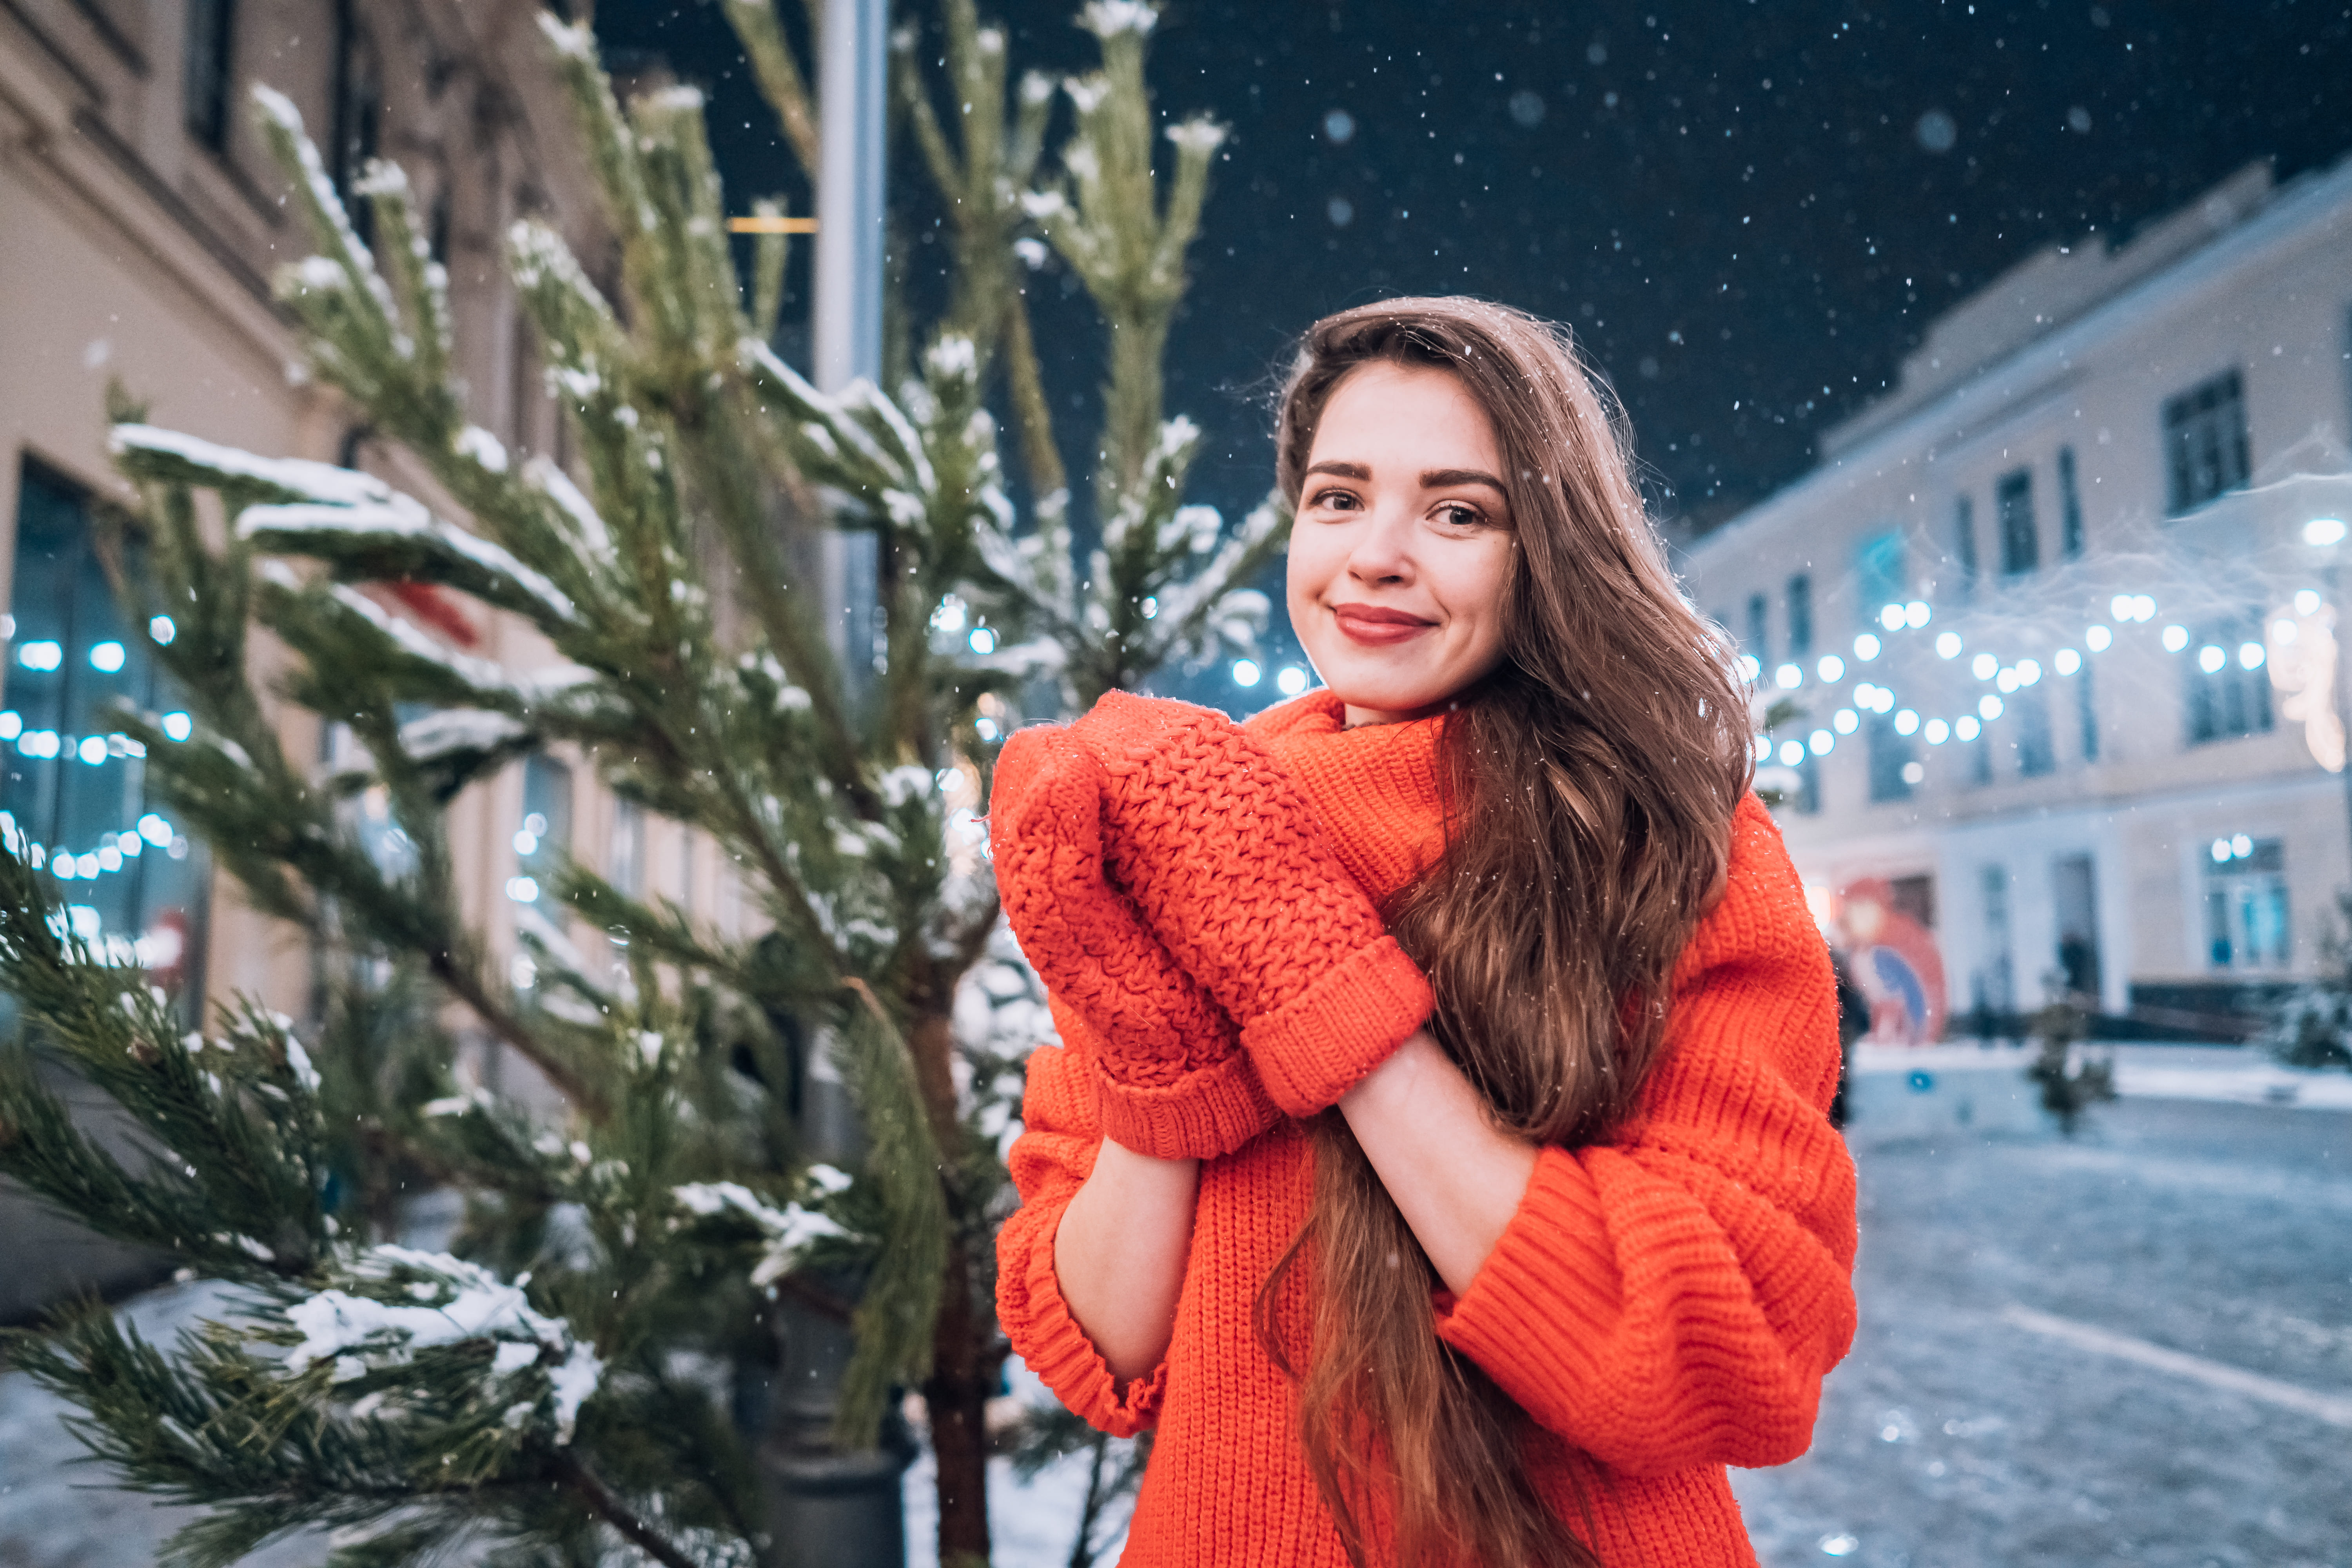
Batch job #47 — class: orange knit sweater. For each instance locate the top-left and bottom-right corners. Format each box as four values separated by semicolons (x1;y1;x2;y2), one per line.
996;691;1858;1566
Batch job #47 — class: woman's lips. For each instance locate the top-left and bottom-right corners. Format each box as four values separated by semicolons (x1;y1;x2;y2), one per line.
1330;603;1436;646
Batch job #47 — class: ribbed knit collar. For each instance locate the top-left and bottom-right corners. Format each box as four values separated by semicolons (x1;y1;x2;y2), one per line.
1244;690;1448;904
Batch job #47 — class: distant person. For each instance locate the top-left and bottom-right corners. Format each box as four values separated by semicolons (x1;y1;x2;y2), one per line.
1829;949;1874;1130
992;298;1857;1568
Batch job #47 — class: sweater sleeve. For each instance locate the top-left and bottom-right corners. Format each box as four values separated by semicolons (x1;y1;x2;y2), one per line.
1433;797;1858;1475
995;1035;1168;1437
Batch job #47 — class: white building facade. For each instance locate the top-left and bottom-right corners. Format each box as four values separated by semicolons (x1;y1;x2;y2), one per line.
1680;159;2352;1039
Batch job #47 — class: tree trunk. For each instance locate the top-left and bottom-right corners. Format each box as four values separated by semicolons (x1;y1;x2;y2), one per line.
906;1005;993;1568
926;1235;993;1568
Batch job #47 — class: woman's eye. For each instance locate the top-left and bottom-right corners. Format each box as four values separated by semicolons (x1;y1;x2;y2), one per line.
1436;503;1483;528
1311;489;1360;512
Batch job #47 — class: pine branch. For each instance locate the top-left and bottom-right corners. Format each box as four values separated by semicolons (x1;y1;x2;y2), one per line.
721;0;821;179
830;982;948;1449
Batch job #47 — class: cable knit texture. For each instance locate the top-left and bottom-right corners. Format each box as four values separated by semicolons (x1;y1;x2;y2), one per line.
993;724;1279;1159
996;690;1859;1567
1070;690;1437;1114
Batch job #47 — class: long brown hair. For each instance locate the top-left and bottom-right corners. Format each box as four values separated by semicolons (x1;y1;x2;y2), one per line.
1254;298;1754;1567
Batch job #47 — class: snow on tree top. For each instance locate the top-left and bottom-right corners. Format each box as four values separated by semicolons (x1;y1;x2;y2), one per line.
1081;1;1160;39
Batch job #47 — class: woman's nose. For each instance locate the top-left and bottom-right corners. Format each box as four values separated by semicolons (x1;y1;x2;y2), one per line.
1346;505;1416;581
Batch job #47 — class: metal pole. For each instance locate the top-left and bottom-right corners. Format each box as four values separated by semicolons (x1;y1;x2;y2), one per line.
812;0;887;683
764;5;906;1565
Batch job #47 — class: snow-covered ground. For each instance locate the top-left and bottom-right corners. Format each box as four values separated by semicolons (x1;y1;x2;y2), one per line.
5;1083;2345;1567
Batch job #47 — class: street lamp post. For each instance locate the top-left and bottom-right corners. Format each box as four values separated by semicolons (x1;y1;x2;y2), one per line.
760;4;907;1565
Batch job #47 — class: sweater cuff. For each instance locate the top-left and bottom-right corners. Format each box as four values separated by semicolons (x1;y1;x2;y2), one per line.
1240;936;1434;1114
1008;1205;1166;1439
1096;1049;1282;1161
1434;1146;1621;1420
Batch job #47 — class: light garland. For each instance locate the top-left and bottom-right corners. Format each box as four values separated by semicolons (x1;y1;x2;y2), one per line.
1748;580;2306;771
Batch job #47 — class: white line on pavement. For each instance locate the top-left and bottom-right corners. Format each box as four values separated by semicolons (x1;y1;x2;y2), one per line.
2001;1305;2352;1428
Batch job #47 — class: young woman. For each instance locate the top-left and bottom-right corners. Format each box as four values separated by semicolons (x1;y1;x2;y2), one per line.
989;298;1857;1568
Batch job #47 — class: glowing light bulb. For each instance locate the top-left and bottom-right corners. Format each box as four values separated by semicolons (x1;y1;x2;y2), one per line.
1833;709;1858;734
1879;604;1906;631
2197;644;2226;673
1809;730;1833;755
2085;625;2112;652
1778;740;1805;766
2295;589;2322;616
1775;662;1803;690
1956;715;1981;740
2161;624;2189;652
2239;642;2264;670
2305;517;2347;546
1936;632;1962;659
1978;695;2004;720
1924;719;1950;744
1894;710;1919;736
1971;653;1997;679
2054;649;2081;675
1905;601;1931;628
1231;659;1261;687
1817;654;1845;682
1853;633;1882;661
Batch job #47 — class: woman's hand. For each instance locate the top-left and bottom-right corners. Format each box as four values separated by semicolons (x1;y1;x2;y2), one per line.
1054;1139;1203;1383
1338;1029;1539;1295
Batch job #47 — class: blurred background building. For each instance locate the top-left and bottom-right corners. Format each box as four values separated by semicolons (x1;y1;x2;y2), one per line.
1682;158;2352;1043
0;0;606;1316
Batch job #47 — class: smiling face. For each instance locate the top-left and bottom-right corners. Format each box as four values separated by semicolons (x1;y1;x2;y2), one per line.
1285;363;1519;726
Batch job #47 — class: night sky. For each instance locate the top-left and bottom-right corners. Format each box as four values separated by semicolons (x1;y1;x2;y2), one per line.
598;0;2352;562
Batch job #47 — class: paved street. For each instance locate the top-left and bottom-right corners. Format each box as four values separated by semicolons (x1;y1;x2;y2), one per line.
1729;1096;2352;1568
5;1092;2347;1568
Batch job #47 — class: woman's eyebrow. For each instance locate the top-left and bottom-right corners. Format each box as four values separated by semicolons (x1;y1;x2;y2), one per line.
1303;460;1372;480
1420;467;1508;495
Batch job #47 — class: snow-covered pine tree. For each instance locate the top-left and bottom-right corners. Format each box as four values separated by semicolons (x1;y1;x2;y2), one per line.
0;5;1278;1565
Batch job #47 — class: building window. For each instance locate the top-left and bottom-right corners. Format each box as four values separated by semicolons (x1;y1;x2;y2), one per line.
1855;531;1905;625
184;0;237;151
1745;592;1770;666
2185;614;2274;746
3;463;207;999
1953;495;1979;600
1866;711;1914;803
610;797;646;896
1996;467;2038;576
2075;658;2100;763
2163;368;2251;516
2013;686;2056;777
509;756;573;994
331;0;383;244
1793;750;1819;815
2056;446;2085;560
1784;574;1813;659
2205;836;2287;970
1975;863;2015;1021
